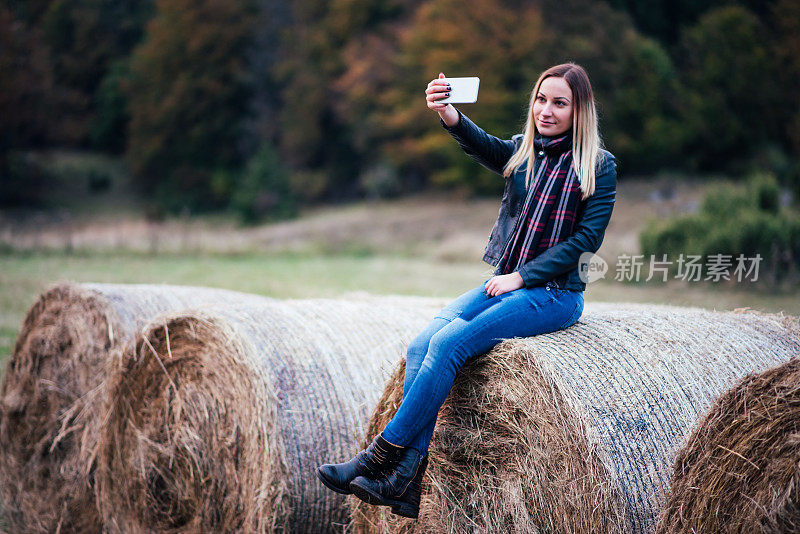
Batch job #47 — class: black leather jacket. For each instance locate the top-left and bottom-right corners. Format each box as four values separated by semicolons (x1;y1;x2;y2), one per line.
441;107;617;292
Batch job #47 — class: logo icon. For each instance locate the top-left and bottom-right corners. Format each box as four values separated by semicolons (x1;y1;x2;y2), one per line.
579;252;607;284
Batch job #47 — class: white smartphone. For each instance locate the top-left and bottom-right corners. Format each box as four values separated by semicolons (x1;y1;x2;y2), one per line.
439;77;480;104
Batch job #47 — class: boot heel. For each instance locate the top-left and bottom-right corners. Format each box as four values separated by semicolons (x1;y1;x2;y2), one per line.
391;503;419;519
349;479;388;506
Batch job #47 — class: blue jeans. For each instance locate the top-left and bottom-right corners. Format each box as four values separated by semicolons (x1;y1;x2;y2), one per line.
381;280;584;455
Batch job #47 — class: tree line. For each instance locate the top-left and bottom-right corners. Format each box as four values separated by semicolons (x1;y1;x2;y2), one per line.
1;0;798;220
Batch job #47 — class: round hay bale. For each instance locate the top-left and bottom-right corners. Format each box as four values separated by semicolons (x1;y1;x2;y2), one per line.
349;303;800;534
655;356;800;534
94;296;445;533
0;282;271;533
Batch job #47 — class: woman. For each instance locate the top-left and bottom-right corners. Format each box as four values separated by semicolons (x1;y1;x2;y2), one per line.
317;62;617;519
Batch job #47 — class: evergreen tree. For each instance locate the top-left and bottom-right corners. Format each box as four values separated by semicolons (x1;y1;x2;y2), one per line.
770;0;800;158
38;0;154;146
125;0;256;212
0;5;55;206
677;6;778;172
240;0;292;157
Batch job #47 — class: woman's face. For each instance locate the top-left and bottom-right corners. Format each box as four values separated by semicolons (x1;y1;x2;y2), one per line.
533;76;574;136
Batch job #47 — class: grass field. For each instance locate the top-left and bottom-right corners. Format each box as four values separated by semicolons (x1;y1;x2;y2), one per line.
2;174;799;376
2;249;798;378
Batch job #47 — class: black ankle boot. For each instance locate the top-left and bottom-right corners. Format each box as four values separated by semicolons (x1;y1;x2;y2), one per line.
316;433;402;494
349;447;428;519
390;454;428;518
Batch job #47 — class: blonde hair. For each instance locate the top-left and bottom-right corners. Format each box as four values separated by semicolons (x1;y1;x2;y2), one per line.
503;63;603;200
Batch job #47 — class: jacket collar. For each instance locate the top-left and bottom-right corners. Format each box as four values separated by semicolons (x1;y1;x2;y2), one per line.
534;129;573;157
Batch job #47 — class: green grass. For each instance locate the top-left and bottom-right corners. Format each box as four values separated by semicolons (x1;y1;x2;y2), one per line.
0;250;494;373
2;250;799;380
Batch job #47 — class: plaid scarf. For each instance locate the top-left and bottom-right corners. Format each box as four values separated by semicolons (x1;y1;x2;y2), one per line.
500;130;582;275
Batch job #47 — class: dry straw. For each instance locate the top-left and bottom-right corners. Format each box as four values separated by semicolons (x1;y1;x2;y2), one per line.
0;282;272;533
94;296;445;533
656;356;800;533
349;302;800;534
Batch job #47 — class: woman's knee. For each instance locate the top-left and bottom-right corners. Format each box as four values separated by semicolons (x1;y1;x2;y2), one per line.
405;332;431;369
404;336;435;388
423;328;470;373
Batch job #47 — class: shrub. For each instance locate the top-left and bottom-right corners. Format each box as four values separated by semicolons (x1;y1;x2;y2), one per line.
700;183;750;220
230;143;296;225
747;172;781;214
1;152;49;207
639;172;798;286
640;214;706;259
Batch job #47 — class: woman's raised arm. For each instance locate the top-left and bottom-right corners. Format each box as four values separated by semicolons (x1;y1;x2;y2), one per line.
426;73;518;175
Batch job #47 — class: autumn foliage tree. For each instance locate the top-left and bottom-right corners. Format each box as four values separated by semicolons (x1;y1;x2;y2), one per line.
366;0;545;195
270;0;423;202
361;0;685;194
2;0;799;210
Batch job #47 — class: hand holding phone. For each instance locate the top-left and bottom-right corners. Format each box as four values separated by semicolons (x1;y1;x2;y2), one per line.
426;74;481;110
438;77;480;104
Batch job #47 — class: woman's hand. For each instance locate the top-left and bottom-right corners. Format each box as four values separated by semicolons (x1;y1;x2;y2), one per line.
426;72;459;127
484;272;524;297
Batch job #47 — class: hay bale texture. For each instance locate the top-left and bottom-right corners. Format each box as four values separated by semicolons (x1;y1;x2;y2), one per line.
94;296;445;533
0;282;271;533
349;303;800;534
656;356;800;534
